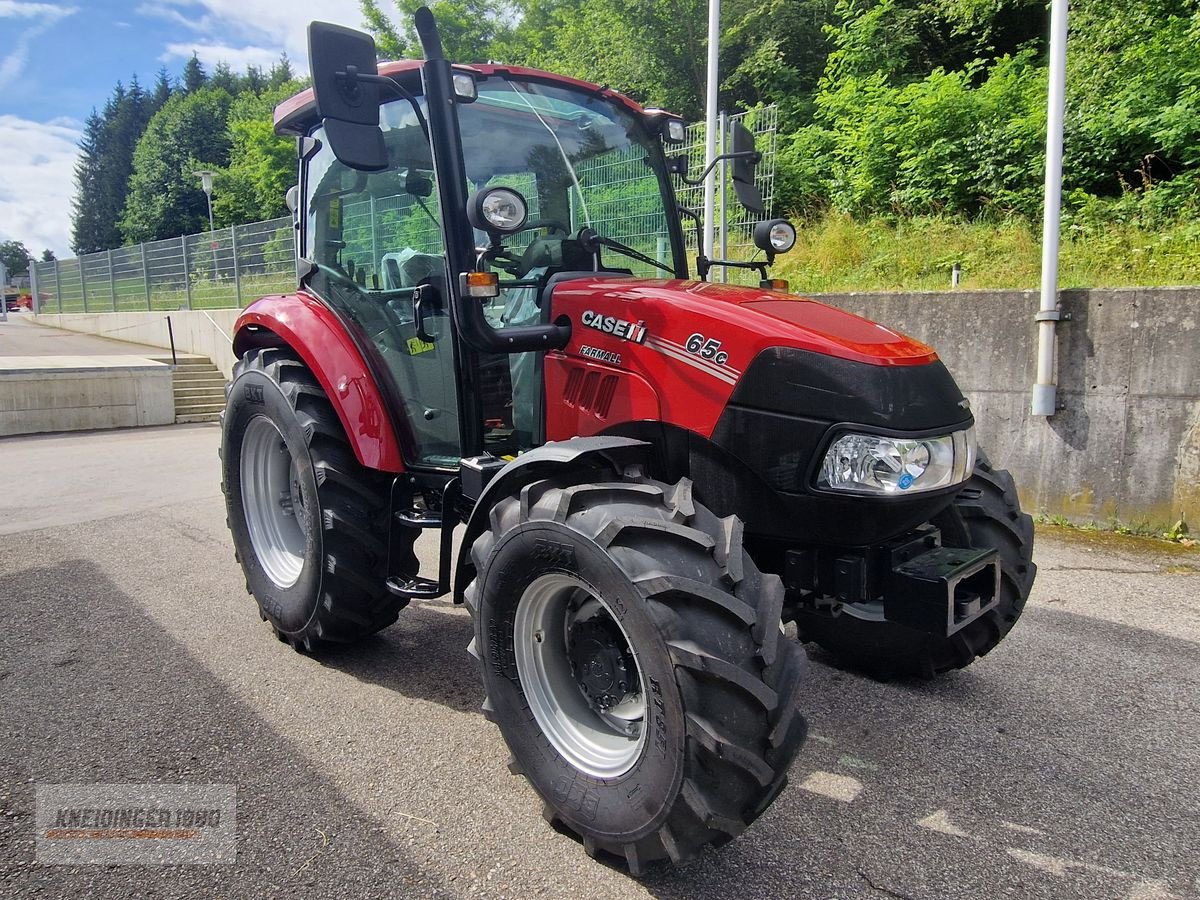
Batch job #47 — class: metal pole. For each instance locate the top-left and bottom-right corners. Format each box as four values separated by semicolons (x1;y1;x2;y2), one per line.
107;249;117;310
702;0;720;264
0;261;7;323
370;195;380;276
80;255;89;312
54;258;61;313
1032;0;1069;417
207;196;218;279
181;236;192;310
28;257;39;315
718;110;728;282
231;225;242;306
166;315;177;366
141;243;152;309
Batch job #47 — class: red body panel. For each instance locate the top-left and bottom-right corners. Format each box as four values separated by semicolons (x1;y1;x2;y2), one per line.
543;355;661;437
233;292;406;473
544;278;937;442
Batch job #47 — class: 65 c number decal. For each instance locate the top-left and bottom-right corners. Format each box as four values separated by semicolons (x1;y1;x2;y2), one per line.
685;333;729;366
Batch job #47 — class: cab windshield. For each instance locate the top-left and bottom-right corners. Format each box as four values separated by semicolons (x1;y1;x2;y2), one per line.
459;77;683;278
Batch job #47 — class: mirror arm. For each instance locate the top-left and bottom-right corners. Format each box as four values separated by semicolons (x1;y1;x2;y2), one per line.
695;255;771;283
670;150;762;186
338;70;430;138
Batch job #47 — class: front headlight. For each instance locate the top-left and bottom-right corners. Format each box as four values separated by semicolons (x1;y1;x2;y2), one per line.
817;426;976;496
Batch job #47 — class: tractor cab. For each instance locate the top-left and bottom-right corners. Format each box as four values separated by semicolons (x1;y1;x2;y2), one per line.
273;19;785;471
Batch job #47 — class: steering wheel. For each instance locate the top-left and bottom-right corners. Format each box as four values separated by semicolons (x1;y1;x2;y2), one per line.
518;219;570;237
316;261;358;289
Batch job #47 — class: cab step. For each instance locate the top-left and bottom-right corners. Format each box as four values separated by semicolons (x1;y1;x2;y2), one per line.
385;575;446;600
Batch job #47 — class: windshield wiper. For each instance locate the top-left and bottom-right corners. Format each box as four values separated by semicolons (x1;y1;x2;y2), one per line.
580;229;674;276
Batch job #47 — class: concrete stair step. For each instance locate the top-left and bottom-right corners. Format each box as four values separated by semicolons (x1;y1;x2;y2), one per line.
172;388;225;403
173;385;226;398
176;412;222;424
173;376;225;388
176;402;226;414
171;367;220;379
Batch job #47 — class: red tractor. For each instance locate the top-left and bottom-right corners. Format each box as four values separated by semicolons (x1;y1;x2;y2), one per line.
221;8;1035;873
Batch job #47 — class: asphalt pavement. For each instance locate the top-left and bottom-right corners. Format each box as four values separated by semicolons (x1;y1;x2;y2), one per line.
1;424;1197;899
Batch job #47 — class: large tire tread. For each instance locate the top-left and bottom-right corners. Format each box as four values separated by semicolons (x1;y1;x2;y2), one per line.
224;347;407;649
466;470;807;873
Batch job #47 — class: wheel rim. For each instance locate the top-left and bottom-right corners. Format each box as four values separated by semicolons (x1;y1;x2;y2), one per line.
241;415;307;589
513;573;647;778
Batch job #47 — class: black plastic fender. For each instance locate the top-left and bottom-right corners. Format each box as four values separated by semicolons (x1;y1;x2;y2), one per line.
453;435;651;601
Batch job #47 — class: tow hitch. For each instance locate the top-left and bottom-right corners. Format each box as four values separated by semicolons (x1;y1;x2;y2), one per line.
784;526;1002;638
884;545;1000;636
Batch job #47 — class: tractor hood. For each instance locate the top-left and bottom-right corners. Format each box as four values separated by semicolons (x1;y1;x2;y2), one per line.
551;277;938;370
547;275;971;446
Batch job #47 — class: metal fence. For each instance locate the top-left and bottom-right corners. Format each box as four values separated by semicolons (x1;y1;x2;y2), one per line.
30;105;777;310
31;217;296;314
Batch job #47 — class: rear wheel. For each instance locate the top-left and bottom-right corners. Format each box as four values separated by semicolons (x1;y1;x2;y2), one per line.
221;347;407;650
794;450;1036;678
464;467;808;873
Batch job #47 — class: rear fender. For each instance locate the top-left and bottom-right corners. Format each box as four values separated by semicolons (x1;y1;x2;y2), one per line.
453;436;651;601
232;292;405;473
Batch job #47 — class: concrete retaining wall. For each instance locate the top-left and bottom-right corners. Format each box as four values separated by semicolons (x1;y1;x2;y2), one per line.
815;287;1200;529
34;310;243;379
0;357;174;436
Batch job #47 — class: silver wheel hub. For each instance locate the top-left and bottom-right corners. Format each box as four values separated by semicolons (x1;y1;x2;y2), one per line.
513;573;647;778
241;416;307;589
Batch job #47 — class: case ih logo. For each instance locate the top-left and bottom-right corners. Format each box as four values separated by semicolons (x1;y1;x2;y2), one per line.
580;310;647;344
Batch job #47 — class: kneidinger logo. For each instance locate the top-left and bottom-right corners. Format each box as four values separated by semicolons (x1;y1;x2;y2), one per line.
36;784;236;864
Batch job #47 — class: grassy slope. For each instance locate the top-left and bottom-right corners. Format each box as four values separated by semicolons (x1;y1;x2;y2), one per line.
773;213;1200;293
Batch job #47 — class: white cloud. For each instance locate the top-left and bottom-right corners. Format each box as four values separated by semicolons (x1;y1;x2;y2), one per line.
0;115;82;256
137;0;366;71
0;1;75;20
0;2;77;90
160;41;284;73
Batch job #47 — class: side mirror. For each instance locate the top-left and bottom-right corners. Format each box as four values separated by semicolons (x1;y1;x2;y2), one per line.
731;123;764;214
308;21;387;171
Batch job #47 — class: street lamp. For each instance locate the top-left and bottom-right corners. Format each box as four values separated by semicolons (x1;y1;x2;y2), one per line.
194;169;219;277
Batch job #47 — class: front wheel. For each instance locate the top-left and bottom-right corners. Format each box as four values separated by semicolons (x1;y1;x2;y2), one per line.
794;449;1036;678
464;468;808;873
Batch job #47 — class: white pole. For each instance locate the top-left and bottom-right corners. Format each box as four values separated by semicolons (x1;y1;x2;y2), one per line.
718;110;728;282
1032;0;1069;417
702;0;720;265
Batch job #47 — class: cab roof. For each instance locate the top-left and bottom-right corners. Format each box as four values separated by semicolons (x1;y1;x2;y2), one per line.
273;60;650;136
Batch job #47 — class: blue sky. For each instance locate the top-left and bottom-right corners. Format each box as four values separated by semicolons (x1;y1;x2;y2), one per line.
0;0;377;257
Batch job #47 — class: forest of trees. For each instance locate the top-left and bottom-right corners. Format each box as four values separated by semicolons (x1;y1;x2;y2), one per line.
70;56;300;254
70;0;1199;268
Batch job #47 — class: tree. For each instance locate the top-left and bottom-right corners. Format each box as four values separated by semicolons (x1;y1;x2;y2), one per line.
213;81;305;225
210;61;239;94
268;54;295;88
360;0;517;62
70;78;156;252
120;87;234;243
152;67;173;109
71;109;108;254
41;249;56;262
183;53;208;92
0;241;31;279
